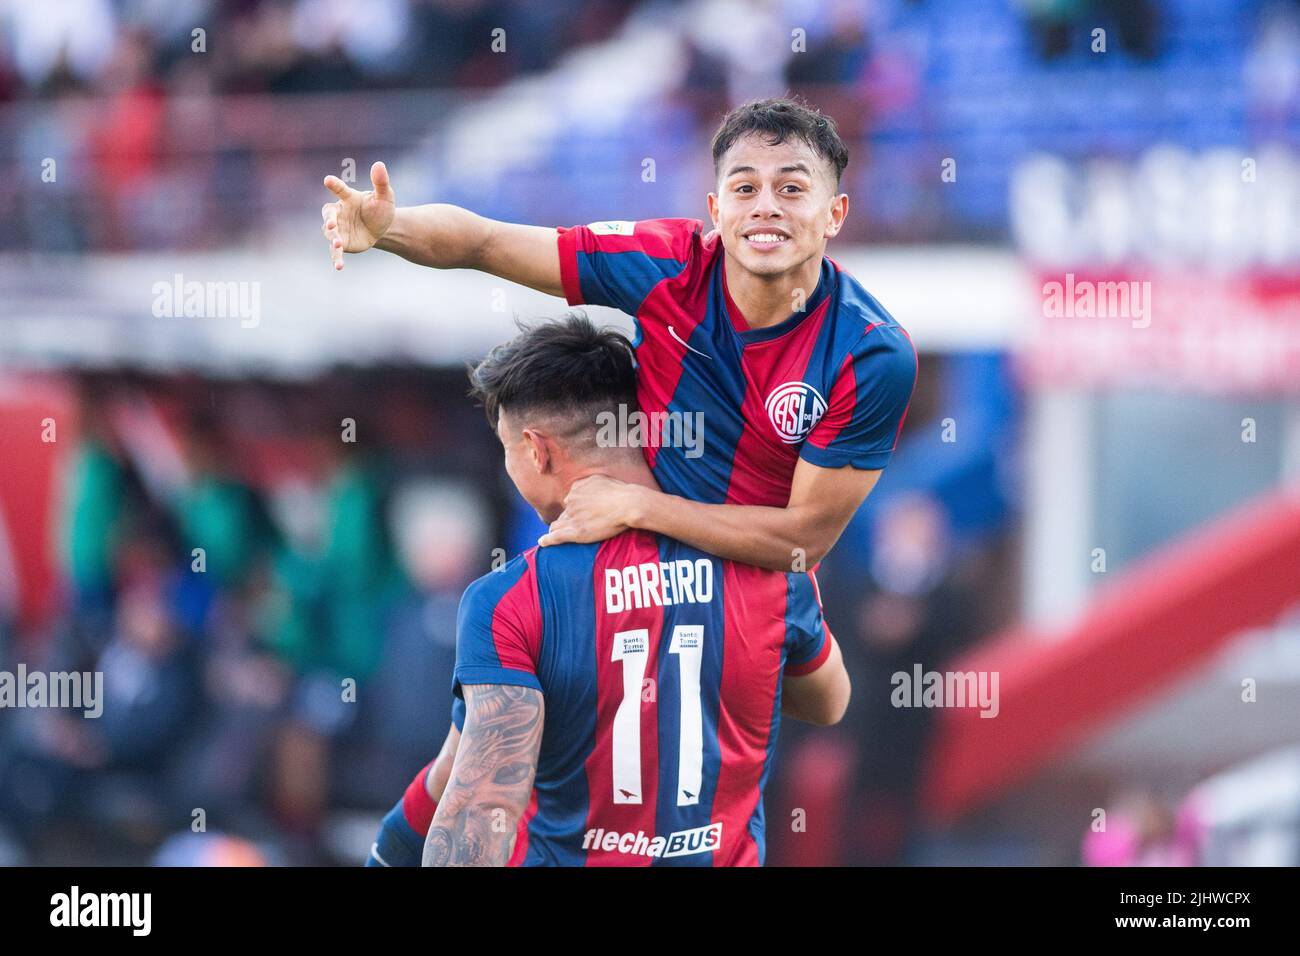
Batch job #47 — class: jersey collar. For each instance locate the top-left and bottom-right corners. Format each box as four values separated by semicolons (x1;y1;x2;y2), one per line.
718;256;837;345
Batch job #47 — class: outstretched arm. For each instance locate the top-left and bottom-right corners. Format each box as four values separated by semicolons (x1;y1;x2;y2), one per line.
423;684;544;867
321;161;562;296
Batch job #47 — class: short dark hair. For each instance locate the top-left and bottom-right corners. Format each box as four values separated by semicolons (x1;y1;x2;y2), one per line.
711;96;850;187
468;312;637;437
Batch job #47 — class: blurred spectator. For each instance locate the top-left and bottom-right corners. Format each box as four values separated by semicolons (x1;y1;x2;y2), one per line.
784;0;872;145
175;410;280;593
0;557;201;846
1082;789;1203;866
341;479;489;805
166;568;293;841
1014;0;1160;61
86;576;202;768
252;434;398;839
836;493;983;865
290;0;411;82
58;382;145;652
0;0;117;89
87;28;164;249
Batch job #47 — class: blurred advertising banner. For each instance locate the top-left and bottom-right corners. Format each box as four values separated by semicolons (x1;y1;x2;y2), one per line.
1024;268;1300;393
1014;146;1300;394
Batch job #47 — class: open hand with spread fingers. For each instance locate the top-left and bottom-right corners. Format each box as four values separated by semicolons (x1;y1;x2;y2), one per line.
320;161;397;270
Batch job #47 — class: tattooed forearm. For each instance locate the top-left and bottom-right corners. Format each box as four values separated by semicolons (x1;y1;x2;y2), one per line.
423;684;543;866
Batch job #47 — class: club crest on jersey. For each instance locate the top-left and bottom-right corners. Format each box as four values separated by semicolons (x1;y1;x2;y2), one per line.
764;381;827;443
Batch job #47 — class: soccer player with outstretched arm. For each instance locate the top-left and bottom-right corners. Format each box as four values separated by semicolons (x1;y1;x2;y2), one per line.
321;98;917;573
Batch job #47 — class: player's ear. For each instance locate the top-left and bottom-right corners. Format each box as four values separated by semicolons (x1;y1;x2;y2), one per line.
706;191;721;229
521;427;551;474
824;193;849;239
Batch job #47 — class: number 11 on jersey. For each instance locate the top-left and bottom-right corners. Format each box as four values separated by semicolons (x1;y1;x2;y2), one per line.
610;625;705;808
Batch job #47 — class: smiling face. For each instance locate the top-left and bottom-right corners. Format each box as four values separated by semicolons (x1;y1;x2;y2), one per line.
707;132;849;281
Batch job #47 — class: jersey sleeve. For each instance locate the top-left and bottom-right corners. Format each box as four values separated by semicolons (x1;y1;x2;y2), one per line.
784;571;833;676
555;218;702;316
453;553;543;698
801;322;917;471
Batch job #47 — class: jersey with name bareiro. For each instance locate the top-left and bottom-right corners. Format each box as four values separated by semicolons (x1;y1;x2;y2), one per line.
452;529;831;866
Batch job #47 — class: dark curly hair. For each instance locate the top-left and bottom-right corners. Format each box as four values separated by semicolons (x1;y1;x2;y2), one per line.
468;312;638;439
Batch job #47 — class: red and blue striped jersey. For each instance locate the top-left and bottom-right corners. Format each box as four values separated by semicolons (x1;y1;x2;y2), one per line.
557;218;918;505
452;529;831;867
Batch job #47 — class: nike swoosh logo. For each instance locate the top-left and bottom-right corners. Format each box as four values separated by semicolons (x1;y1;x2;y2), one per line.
668;325;712;360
